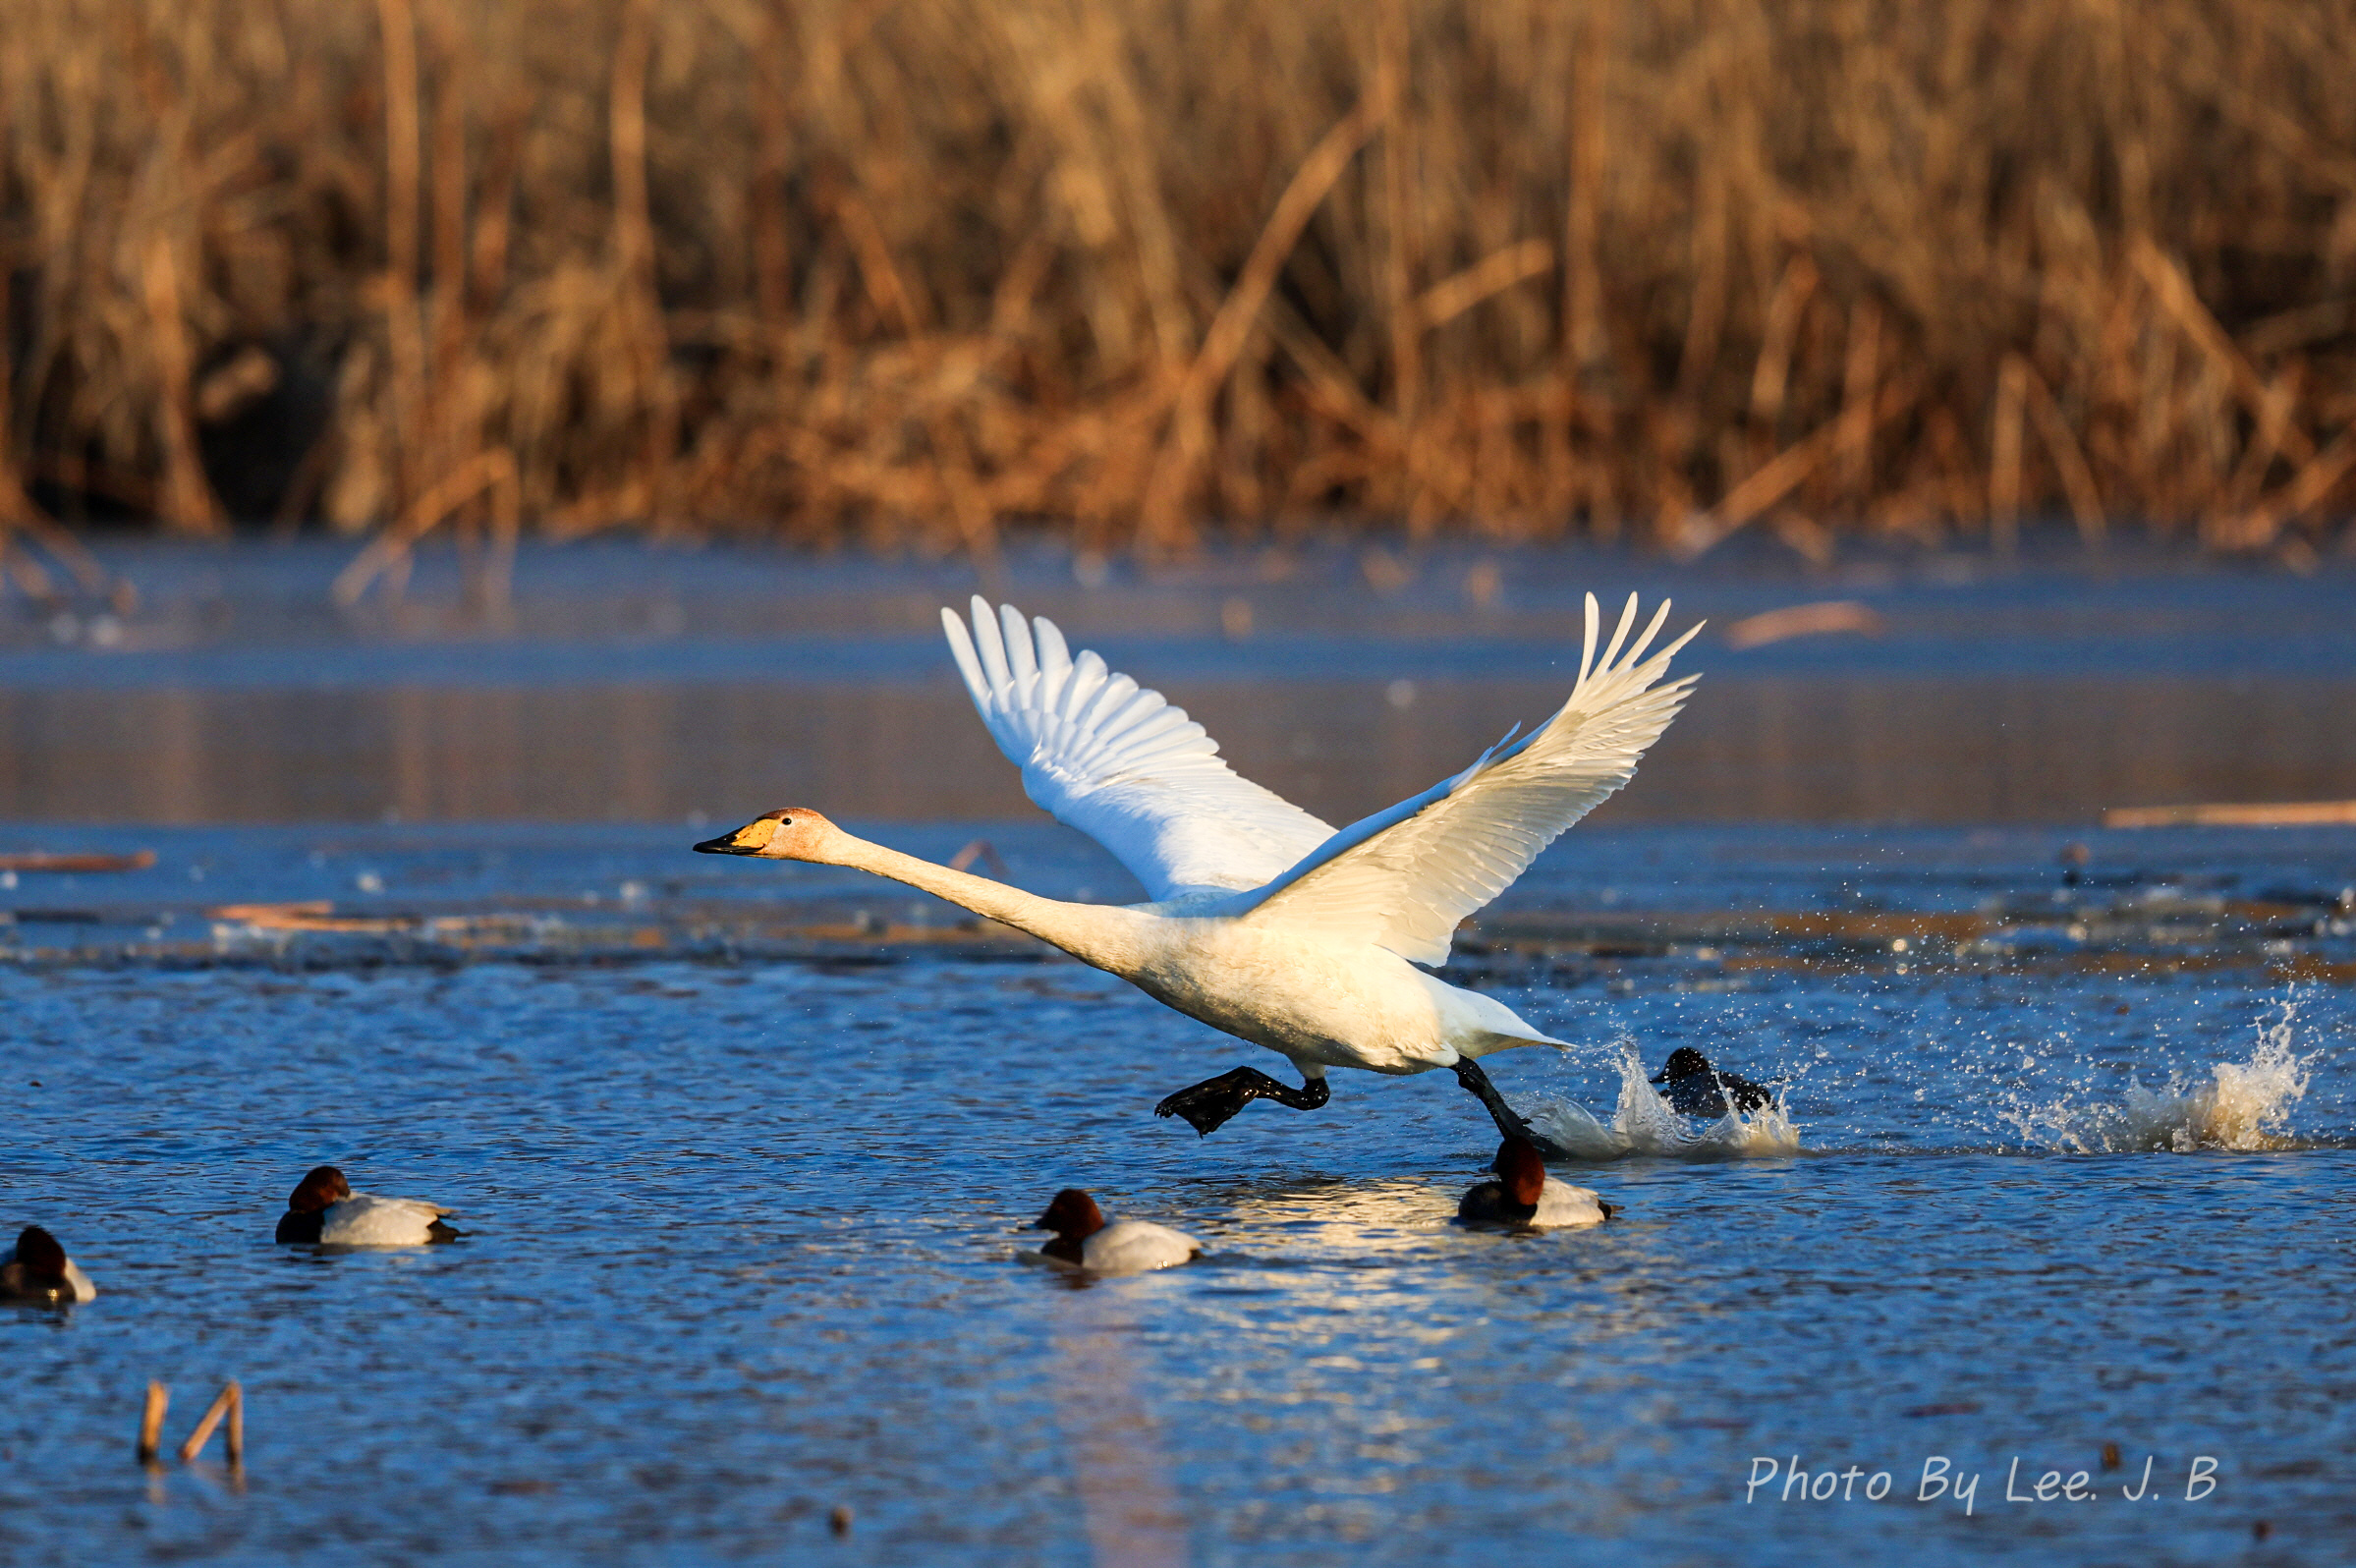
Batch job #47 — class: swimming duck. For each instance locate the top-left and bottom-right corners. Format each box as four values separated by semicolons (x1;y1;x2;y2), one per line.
1031;1189;1201;1275
698;593;1698;1154
1649;1046;1777;1117
1457;1138;1617;1228
1;1225;97;1304
275;1165;460;1246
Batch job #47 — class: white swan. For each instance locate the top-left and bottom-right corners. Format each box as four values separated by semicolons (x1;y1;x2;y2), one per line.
276;1165;460;1246
698;592;1699;1147
1031;1189;1201;1274
2;1224;97;1304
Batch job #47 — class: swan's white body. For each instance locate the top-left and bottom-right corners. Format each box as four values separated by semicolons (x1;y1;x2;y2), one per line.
1057;1219;1202;1275
317;1193;453;1246
715;591;1698;1091
1044;906;1556;1075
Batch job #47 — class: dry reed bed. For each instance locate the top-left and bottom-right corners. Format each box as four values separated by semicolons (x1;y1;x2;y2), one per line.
1;0;2353;579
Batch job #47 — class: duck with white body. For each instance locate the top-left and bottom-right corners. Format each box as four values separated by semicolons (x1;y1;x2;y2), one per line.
698;592;1701;1152
1031;1189;1200;1275
1;1224;97;1304
276;1165;460;1246
1457;1139;1617;1229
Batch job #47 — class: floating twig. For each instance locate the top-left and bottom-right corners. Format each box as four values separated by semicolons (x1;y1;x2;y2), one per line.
1721;600;1885;650
2104;801;2356;828
0;850;156;873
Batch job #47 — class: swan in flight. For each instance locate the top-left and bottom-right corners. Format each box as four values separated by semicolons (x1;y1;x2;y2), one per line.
697;593;1699;1150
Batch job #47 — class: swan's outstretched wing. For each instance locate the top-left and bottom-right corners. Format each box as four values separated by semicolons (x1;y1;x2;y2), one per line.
1236;593;1700;965
941;597;1336;901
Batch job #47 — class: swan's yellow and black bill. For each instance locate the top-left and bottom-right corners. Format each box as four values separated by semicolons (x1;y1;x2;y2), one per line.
693;816;777;856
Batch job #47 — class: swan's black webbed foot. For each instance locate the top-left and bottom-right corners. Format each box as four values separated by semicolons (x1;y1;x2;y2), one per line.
1153;1067;1330;1137
1451;1057;1573;1161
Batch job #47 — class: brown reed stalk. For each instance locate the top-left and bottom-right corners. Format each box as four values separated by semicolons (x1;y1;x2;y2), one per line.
177;1380;242;1465
1139;68;1398;551
0;0;2345;558
137;1381;168;1465
140;239;224;536
375;0;427;517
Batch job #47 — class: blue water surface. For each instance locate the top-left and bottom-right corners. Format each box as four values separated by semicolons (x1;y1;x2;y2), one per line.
4;821;2351;1567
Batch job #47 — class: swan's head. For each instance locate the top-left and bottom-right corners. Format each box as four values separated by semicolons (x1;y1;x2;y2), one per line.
12;1225;69;1286
1493;1139;1546;1206
694;810;841;862
287;1164;352;1214
1651;1046;1712;1084
1034;1189;1106;1243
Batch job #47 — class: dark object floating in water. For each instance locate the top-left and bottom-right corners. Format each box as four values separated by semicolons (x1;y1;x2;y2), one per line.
0;850;155;872
1901;1401;1983;1418
1650;1047;1777;1117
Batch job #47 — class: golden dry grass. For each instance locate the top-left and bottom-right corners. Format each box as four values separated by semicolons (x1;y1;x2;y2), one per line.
2;0;2353;572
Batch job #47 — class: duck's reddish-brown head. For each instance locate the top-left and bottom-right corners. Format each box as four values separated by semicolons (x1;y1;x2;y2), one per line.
13;1225;68;1282
694;809;840;861
1494;1139;1547;1206
287;1165;351;1214
1034;1189;1107;1242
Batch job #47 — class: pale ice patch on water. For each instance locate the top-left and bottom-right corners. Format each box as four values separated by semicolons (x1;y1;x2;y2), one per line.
2001;999;2318;1153
1524;1041;1803;1160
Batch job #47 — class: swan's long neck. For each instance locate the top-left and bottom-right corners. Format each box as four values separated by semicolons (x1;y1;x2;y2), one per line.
822;834;1148;972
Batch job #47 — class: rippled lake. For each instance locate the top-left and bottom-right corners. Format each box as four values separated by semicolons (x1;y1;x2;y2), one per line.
3;817;2351;1566
3;542;2353;1564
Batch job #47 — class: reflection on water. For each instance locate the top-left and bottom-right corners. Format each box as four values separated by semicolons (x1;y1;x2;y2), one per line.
4;673;2356;824
0;540;2348;823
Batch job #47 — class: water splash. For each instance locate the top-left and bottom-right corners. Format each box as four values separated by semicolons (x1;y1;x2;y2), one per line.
2003;1000;2316;1153
1524;1044;1803;1160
